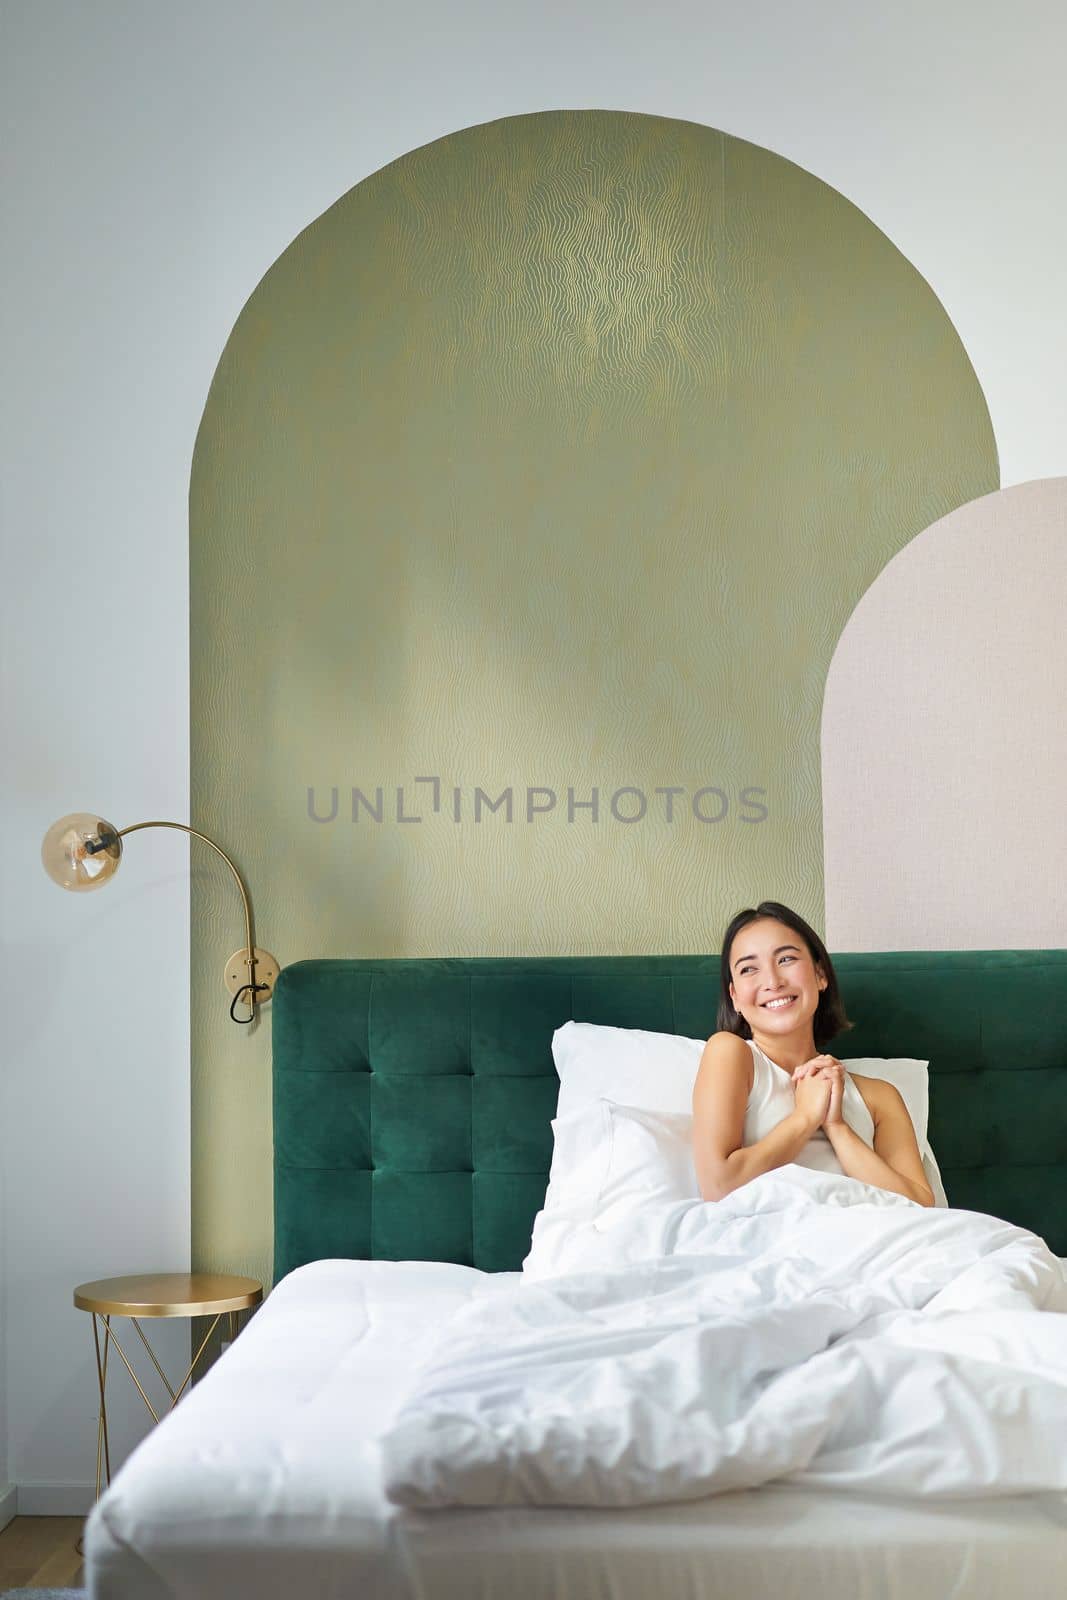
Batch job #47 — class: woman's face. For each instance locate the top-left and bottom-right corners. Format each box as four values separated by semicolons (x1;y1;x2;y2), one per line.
727;918;826;1035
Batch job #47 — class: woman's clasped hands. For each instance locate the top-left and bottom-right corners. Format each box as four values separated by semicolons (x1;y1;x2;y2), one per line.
790;1054;846;1130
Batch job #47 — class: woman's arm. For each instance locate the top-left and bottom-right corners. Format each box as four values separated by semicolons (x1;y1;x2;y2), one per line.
707;1104;827;1201
823;1073;935;1206
693;1033;829;1201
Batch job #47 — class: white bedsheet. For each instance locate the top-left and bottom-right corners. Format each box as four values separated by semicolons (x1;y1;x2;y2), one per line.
382;1167;1067;1510
85;1250;1067;1600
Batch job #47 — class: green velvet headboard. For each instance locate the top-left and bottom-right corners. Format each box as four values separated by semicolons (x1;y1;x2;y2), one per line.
272;950;1067;1283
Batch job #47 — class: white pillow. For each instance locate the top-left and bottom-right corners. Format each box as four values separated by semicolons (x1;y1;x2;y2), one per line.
524;1100;696;1275
543;1023;704;1215
595;1103;701;1217
552;1021;704;1120
549;1021;948;1208
540;1100;613;1214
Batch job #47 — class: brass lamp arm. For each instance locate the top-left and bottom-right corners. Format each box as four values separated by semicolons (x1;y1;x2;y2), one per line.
116;821;255;964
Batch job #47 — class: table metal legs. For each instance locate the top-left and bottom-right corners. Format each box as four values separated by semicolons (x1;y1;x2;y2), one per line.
90;1314;111;1501
88;1308;242;1495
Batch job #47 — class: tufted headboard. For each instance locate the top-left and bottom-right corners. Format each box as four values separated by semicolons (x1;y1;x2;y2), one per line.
271;950;1067;1284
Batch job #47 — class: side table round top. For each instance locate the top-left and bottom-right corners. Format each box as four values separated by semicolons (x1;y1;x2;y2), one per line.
74;1272;263;1317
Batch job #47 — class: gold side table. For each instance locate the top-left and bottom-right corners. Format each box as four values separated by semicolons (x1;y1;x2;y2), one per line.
74;1272;263;1500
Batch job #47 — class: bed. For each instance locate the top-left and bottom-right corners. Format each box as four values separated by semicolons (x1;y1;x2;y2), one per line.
84;950;1067;1599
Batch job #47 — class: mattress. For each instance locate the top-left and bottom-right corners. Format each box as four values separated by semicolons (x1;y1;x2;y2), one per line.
85;1258;1067;1600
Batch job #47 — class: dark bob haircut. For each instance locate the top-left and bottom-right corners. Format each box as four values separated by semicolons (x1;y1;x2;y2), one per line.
716;899;854;1052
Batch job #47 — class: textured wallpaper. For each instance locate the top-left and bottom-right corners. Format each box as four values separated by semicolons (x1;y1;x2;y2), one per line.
190;110;996;1284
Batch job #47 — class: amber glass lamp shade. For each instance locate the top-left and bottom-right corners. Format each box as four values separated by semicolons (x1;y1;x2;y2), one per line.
41;813;123;891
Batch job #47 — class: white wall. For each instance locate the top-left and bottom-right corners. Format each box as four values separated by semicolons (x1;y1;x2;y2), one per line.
3;0;1064;1503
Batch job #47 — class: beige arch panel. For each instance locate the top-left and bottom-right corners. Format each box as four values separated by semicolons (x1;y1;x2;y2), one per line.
823;477;1067;951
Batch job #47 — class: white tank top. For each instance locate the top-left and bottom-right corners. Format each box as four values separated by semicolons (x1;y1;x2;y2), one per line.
743;1037;875;1175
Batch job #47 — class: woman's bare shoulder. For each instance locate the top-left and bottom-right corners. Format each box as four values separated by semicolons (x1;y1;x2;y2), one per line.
847;1070;891;1119
703;1030;753;1058
696;1032;754;1091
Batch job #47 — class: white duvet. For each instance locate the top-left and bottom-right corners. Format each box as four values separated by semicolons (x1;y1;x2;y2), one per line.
381;1166;1067;1509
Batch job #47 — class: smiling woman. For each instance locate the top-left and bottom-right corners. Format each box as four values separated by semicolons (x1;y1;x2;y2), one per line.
692;899;935;1207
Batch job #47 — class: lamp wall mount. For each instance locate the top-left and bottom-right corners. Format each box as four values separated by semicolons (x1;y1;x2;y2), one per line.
225;947;279;1005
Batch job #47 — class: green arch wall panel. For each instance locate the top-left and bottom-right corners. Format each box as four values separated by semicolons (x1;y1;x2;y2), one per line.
190;109;997;1284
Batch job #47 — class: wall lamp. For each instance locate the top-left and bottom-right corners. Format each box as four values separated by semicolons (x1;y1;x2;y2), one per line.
42;814;278;1024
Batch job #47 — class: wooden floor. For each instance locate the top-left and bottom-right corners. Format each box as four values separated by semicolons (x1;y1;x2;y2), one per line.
0;1516;85;1589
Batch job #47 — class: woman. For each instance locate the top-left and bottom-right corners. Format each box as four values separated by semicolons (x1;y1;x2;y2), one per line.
693;899;935;1206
